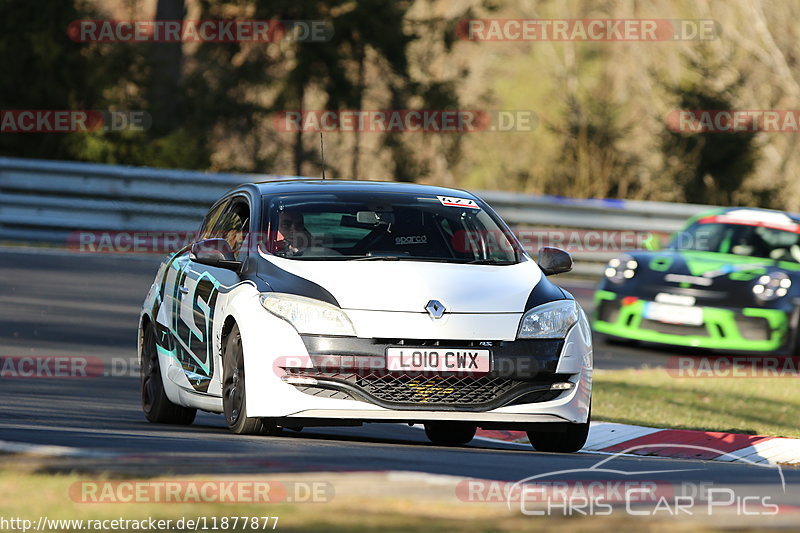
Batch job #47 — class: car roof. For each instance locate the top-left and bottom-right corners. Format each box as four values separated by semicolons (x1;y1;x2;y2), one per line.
698;207;800;225
243;179;479;199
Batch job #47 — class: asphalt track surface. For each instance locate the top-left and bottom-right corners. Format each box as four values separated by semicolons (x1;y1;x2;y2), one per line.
0;246;798;504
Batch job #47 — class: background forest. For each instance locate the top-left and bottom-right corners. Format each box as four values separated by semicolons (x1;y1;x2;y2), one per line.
1;0;797;209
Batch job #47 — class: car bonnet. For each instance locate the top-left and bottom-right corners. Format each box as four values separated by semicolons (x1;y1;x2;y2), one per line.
259;254;542;313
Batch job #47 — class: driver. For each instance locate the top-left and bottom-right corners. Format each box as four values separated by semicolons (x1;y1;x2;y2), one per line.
731;227;771;258
275;210;312;255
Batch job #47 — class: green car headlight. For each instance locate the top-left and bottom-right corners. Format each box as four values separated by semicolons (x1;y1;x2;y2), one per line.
604;254;638;284
752;272;791;302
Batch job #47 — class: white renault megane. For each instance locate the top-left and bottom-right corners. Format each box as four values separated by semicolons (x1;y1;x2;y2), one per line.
138;180;592;452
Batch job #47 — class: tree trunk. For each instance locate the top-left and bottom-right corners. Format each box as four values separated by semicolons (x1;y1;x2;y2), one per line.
351;41;365;180
151;0;185;135
294;85;305;176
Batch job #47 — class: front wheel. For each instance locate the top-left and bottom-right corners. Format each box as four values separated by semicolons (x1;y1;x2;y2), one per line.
140;321;197;425
527;406;591;453
222;323;276;435
424;422;476;446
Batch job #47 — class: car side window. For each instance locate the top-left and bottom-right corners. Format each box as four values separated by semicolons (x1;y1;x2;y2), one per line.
197;200;230;241
211;198;251;258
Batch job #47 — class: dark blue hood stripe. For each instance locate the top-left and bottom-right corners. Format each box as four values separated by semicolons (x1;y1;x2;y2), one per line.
525;275;571;311
256;258;340;307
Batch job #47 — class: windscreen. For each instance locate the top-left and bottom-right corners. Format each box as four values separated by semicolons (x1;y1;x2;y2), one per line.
671;221;800;263
261;192;521;263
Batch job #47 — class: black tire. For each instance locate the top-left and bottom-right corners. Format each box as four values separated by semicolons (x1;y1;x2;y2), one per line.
424;422;477;446
222;323;276;435
140;321;197;425
527;406;591;453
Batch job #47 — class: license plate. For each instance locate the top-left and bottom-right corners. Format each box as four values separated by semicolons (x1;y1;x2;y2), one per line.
643;302;703;326
386;348;490;373
654;292;696;306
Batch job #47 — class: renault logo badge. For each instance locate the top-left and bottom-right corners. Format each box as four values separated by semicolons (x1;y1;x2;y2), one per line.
425;300;446;319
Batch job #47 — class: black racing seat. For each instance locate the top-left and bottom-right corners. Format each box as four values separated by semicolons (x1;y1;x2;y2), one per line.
364;213;453;258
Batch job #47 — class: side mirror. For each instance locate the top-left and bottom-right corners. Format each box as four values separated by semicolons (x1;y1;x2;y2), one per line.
537;246;573;276
190;238;241;270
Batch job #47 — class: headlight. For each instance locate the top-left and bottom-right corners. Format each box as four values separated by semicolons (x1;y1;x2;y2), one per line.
752;272;792;301
259;293;356;336
604;254;638;284
518;300;579;339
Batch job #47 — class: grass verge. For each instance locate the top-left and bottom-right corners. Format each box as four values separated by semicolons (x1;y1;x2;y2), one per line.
593;368;800;438
0;470;764;532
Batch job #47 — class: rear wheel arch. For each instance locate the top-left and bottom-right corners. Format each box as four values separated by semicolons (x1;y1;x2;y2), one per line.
138;313;153;364
140;318;197;425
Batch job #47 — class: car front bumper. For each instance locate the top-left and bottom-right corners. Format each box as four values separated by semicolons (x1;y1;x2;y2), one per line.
242;310;593;425
592;289;791;352
273;365;592;427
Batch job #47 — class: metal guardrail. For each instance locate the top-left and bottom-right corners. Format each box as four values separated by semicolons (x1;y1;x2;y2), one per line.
0;156;292;243
474;191;714;276
0;156;717;278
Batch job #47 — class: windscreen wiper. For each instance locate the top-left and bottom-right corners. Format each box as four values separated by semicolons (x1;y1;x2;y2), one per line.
352;255;402;261
352;255;453;262
462;259;515;265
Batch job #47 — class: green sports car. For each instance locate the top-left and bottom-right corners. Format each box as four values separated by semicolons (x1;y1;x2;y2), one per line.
593;207;800;354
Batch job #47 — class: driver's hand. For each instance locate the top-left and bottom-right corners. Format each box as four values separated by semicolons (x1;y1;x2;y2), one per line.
274;240;303;256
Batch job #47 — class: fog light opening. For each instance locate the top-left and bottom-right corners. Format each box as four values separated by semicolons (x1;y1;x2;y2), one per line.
282;375;319;386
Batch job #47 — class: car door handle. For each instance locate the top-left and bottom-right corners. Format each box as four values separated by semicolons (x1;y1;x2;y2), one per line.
178;285;189;294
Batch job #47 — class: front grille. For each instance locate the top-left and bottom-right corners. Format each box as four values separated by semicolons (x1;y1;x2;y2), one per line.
374;338;501;347
639;319;708;336
507;389;562;405
597;299;621;323
643;285;728;301
359;374;514;404
292;386;353;400
284;369;568;408
734;315;770;341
